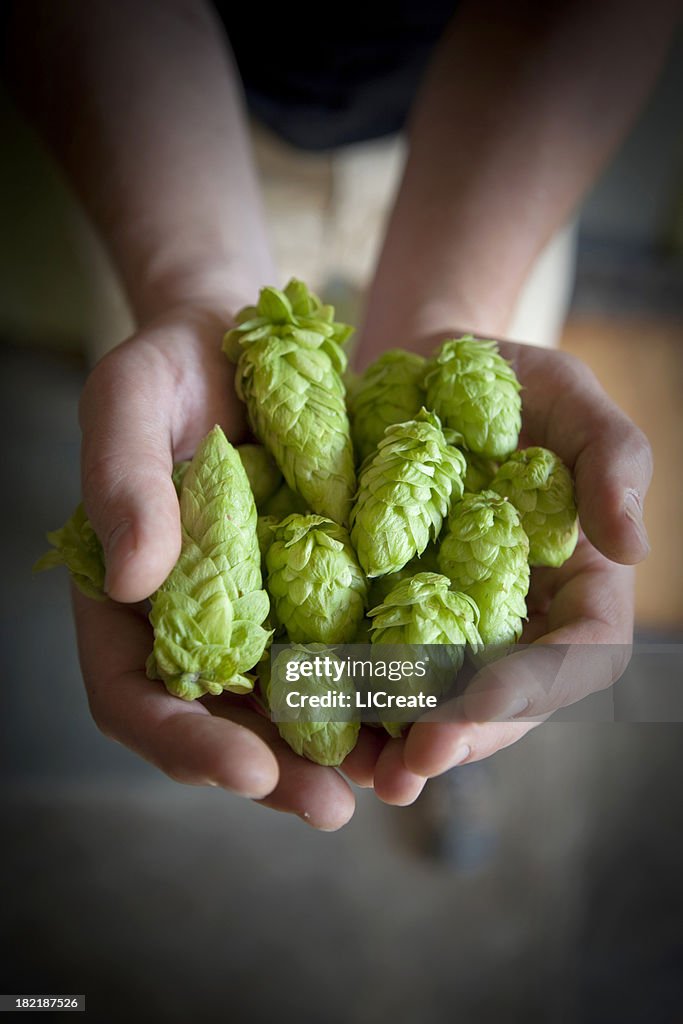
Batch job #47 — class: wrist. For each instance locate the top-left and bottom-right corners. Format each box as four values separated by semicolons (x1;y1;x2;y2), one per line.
357;284;518;368
129;259;275;330
358;208;528;365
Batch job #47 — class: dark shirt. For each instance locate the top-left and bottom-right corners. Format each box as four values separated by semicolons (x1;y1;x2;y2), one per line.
214;1;456;150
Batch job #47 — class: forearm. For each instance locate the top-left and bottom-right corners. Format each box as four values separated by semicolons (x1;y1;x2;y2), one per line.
361;0;680;360
7;0;274;324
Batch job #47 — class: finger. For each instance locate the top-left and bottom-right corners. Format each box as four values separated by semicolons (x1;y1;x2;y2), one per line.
215;704;356;830
462;635;632;725
73;587;279;798
510;345;653;565
404;719;538;776
340;726;388;787
79;340;181;603
255;749;356;831
373;735;427;805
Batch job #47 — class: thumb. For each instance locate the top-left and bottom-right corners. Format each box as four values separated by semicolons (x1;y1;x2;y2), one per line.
79;347;181;603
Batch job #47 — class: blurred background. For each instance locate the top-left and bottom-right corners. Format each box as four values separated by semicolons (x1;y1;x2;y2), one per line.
1;21;683;1024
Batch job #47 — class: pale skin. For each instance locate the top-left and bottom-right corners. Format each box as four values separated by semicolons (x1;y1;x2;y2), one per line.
9;0;680;828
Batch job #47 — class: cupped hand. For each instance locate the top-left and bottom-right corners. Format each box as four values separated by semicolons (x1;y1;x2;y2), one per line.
74;305;356;830
361;338;653;804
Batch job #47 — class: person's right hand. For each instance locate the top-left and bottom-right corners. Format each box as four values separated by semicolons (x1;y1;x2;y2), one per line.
73;304;361;830
357;336;653;804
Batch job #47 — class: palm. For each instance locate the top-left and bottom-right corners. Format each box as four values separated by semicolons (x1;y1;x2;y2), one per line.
74;309;357;831
142;307;249;458
523;536;632;644
367;334;649;799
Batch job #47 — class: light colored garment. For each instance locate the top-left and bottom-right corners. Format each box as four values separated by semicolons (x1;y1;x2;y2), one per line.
253;123;577;350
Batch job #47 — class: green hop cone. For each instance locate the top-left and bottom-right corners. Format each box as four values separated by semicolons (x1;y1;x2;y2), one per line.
349;349;426;463
468;581;528;652
148;425;271;701
260;480;308;520
490;446;579;567
352;617;372;644
266;644;359;767
172;460;191;494
424;336;522;458
368;572;482;648
436;426;498;494
369;572;482;737
236;444;283;508
438;491;530;590
463;451;499;493
266;514;367;643
223;278;356;525
256;515;278;566
350;409;466;578
367;542;440;609
438;490;530;653
33;502;106;601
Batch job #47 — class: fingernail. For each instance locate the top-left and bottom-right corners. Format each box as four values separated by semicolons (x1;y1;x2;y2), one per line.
298;812;334;831
106;519;133;559
624;490;650;554
452;744;471;766
104;520;134;591
500;696;531;720
426;744;470;777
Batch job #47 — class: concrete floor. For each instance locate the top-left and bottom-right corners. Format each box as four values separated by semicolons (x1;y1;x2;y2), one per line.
2;343;683;1023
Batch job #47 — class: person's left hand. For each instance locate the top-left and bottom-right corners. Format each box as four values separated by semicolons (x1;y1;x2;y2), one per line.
342;337;652;805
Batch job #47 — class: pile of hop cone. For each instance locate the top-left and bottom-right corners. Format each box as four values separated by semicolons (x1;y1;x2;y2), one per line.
36;280;578;767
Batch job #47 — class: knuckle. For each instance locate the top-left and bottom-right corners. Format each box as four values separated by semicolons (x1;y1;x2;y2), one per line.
152;714;198;786
85;688;118;743
81;454;131;538
609;643;633;687
553;349;592;384
78;350;119;429
553;349;579;373
607;416;654;489
82;450;128;498
632;426;654;482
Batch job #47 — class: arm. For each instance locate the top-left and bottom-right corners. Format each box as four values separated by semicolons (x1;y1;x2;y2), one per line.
8;0;274;324
361;0;681;353
8;0;276;602
364;0;681;802
8;0;358;828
